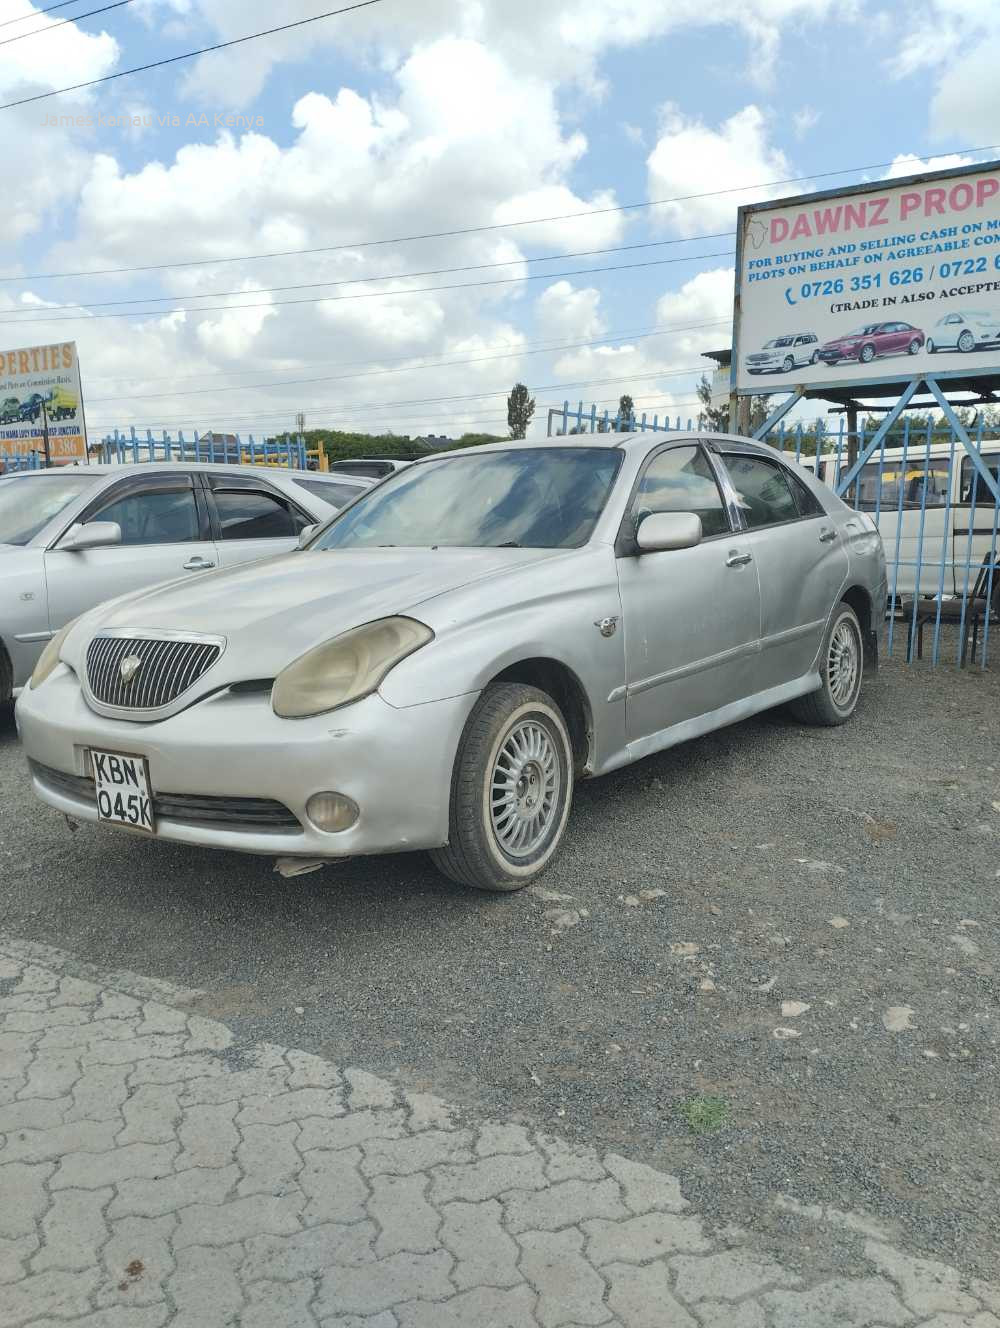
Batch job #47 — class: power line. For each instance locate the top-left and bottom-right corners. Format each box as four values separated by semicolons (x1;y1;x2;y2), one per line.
4;143;997;283
0;0;89;31
0;250;732;326
1;237;728;315
86;368;715;426
0;0;386;110
83;318;732;401
83;315;730;385
0;0;135;48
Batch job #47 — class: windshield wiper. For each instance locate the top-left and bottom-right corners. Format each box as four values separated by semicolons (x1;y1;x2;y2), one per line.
495;540;522;548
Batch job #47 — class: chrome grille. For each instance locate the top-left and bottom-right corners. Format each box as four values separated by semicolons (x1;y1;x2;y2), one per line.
86;634;222;710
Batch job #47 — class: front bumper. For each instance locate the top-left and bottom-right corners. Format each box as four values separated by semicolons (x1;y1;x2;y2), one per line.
15;668;478;859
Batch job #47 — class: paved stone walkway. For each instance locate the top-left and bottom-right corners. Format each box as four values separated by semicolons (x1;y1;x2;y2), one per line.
1;934;997;1328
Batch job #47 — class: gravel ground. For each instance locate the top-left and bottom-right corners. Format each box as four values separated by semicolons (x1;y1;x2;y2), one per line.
1;655;997;1284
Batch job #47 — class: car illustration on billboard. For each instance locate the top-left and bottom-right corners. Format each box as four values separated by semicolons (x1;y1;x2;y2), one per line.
744;332;819;374
816;321;924;366
926;310;1000;354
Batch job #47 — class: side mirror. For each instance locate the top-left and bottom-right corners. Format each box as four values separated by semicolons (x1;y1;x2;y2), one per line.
636;511;703;553
59;520;123;552
297;524;318;549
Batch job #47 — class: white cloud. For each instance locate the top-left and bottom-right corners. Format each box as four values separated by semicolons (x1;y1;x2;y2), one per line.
792;106;820;139
0;1;118;100
881;152;975;181
535;281;606;342
655;268;734;359
647;104;794;237
134;0;847;103
889;3;1000;138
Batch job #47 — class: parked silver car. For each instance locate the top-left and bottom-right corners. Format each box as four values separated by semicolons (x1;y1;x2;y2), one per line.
926;310;1000;354
0;462;371;704
16;435;886;891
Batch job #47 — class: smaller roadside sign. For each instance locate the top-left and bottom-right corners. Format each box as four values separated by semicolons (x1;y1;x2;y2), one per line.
0;342;87;463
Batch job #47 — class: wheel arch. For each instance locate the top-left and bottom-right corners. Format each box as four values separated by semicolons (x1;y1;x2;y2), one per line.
0;635;12;706
487;656;594;776
839;584;878;670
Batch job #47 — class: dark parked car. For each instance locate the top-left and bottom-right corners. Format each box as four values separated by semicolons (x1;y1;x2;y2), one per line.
818;322;924;365
17;393;46;422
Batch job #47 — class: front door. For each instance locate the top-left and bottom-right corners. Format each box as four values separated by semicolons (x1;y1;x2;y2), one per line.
616;442;762;745
44;472;218;632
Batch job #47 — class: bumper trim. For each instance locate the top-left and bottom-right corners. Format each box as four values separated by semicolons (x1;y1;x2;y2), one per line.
29;760;301;832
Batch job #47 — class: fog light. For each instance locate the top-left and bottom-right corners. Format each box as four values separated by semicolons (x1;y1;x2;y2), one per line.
306;792;359;833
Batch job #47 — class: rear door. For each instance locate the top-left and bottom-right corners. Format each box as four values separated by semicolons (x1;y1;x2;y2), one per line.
204;472;313;568
44;471;217;631
719;450;848;688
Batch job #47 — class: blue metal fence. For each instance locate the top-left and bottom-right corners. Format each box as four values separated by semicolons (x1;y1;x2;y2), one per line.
0;451;42;473
547;398;999;668
99;428;308;469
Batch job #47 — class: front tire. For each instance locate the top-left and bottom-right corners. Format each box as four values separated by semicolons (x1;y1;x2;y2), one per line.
430;683;574;892
782;356;794;373
0;645;11;708
788;602;864;727
958;330;975;353
859;343;876;364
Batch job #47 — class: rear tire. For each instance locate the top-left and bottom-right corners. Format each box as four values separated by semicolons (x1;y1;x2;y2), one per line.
430;683;574;892
788;602;864;727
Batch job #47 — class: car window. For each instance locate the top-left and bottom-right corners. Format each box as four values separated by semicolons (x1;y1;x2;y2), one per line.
851;461;950;511
292;478;365;507
632;445;730;537
785;467;826;518
214;488;306;540
724;454;800;528
960;453;1000;505
0;473;94;545
92;484;200;546
315;447;622;550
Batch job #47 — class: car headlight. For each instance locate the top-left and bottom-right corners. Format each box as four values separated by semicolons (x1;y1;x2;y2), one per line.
272;616;434;718
29;619;77;690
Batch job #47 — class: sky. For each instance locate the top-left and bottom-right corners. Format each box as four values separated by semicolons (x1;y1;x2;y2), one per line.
0;0;996;444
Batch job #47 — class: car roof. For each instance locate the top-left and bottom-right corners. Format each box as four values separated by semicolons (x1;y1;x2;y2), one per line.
5;461;324;480
399;431;784;462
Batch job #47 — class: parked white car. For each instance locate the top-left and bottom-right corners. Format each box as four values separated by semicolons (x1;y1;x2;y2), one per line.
0;462;371;705
926;310;1000;354
745;333;819;374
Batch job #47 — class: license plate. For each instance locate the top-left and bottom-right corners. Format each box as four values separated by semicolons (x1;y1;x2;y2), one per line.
89;749;155;834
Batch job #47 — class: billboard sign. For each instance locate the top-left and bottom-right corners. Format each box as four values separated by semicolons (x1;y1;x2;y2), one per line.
733;161;1000;394
0;341;87;462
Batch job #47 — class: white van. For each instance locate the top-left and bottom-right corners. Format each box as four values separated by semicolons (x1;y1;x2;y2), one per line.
811;442;1000;597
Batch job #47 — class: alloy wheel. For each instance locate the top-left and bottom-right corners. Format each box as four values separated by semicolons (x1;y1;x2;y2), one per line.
490;718;561;858
828;617;861;711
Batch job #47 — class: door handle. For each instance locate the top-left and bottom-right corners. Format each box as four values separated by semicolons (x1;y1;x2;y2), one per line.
183;557;216;570
819;527;838;543
726;551;753;568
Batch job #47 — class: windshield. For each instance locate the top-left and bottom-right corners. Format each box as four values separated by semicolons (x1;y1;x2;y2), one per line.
763;337;794;348
0;472;94;545
313;447;622;551
844;325;880;337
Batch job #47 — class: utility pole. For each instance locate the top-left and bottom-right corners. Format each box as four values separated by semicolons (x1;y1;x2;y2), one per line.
41;400;51;468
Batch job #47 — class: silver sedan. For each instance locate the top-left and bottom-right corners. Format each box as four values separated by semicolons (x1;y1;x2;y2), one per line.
0;462;371;704
16;435;886;891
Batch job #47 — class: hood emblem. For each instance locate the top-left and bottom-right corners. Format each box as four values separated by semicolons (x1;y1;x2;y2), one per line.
119;655;142;686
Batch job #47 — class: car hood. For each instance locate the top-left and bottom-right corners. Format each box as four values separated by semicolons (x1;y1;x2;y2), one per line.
66;546;567;674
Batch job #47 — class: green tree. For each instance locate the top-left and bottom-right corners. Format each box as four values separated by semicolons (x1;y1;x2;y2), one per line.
695;373;771;434
617;394;635;431
507;382;535;439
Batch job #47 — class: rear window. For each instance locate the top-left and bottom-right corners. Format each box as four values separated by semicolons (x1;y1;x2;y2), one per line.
292;478;365;508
